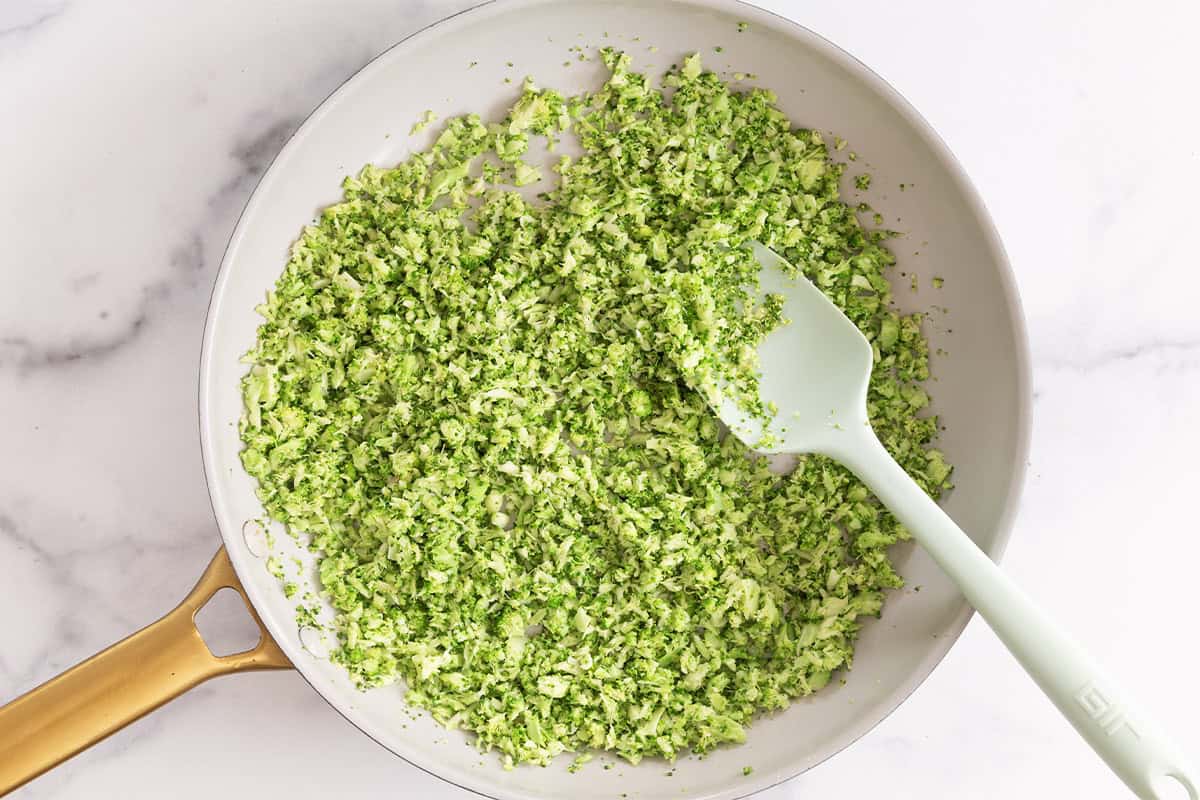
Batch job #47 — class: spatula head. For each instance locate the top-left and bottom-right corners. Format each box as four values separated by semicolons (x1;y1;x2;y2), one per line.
717;242;874;455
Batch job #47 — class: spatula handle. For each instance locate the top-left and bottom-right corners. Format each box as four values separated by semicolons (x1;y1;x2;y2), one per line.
829;427;1197;800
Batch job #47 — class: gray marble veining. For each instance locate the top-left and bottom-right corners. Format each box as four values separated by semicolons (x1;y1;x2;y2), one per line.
2;1;1198;798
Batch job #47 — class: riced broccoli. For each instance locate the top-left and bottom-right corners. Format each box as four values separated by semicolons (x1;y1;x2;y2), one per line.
239;50;950;769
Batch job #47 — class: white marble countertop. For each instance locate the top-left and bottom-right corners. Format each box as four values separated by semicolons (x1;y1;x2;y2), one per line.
2;1;1199;798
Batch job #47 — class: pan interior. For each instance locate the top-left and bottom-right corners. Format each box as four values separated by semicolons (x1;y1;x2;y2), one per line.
199;2;1030;798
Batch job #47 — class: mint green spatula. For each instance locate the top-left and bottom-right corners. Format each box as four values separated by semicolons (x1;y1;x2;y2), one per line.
715;242;1197;800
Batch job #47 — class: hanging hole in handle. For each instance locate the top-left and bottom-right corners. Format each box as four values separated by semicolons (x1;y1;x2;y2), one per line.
194;588;262;658
1154;774;1198;800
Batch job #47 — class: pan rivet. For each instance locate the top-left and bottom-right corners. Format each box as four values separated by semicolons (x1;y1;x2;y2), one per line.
241;519;269;558
299;626;329;659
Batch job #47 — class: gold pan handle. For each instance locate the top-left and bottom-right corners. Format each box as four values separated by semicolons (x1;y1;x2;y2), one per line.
0;547;291;795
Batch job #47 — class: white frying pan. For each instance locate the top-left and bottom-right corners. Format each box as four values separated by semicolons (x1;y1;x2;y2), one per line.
0;2;1031;798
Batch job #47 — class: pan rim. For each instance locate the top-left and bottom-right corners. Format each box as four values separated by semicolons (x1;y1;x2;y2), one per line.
197;1;1033;797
